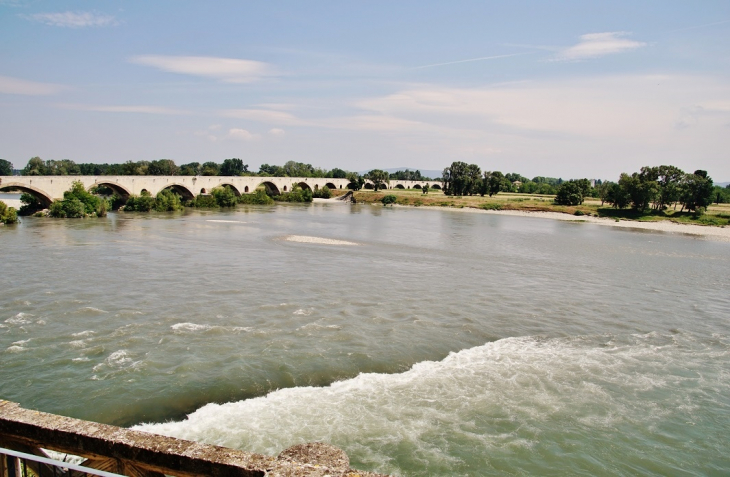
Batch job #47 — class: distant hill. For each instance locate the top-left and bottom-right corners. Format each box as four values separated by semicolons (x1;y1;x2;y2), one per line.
717;182;729;187
358;167;443;179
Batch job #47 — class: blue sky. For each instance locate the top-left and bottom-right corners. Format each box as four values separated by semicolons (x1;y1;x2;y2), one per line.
1;1;729;180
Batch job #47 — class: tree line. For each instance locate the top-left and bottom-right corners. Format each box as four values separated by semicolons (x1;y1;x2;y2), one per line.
441;161;729;211
590;166;722;213
11;157;434;183
441;162;564;196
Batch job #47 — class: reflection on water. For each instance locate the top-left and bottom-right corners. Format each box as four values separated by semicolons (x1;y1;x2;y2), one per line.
1;204;729;475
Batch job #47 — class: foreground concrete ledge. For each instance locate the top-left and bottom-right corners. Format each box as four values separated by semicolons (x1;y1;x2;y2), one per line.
0;400;389;477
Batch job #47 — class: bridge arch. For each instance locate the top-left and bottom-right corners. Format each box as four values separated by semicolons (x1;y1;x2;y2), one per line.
363;183;374;190
296;182;311;191
430;183;441;190
88;181;131;200
218;183;241;196
158;183;195;201
394;184;405;189
413;184;422;189
257;181;280;196
0;182;53;208
325;182;337;190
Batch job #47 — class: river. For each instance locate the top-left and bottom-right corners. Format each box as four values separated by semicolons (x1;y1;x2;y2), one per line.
1;203;729;475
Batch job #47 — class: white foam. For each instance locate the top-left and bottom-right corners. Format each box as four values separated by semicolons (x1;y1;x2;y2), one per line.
293;308;314;316
207;220;247;224
171;322;212;332
134;333;729;474
5;312;33;324
79;307;108;314
5;346;26;353
284;235;359;246
72;330;96;338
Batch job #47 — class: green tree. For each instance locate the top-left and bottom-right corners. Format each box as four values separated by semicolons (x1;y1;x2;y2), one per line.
0;159;14;175
282;161;315;177
258;163;285;176
554;180;585;206
442;162;469;195
148;159;179;175
482;171;507;197
365;169;390;191
179;162;201;176
680;170;714;213
347;172;365;191
22;157;46;175
465;164;482;195
618;168;657;211
219;158;248;176
328;167;348;179
200;162;220;176
654;165;684;210
606;182;631;209
597;181;614;206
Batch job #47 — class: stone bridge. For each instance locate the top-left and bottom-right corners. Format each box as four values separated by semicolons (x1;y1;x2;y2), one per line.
0;175;442;207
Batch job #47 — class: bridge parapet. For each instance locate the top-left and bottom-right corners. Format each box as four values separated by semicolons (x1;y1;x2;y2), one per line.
0;400;388;477
0;175;443;203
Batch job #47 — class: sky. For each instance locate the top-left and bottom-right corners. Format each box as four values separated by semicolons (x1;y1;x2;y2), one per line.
1;1;729;181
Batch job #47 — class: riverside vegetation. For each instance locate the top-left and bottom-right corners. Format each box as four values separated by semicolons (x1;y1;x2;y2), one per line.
2;156;729;226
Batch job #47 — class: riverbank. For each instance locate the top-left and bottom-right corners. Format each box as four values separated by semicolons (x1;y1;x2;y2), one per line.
349;190;730;241
422;206;730;242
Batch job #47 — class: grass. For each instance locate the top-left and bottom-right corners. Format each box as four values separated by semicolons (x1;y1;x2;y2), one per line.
350;189;730;227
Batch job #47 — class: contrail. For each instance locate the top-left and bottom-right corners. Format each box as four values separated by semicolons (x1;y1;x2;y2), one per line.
413;52;532;69
665;19;729;34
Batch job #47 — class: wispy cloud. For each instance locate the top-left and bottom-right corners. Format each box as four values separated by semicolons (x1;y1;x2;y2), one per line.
130;55;273;83
57;103;190;115
22;11;118;28
555;32;646;61
0;75;64;95
414;52;532;69
269;128;286;135
227;128;260;141
220;108;301;124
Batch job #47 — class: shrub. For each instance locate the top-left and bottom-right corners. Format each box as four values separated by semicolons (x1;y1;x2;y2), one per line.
574;210;585;216
124;191;156;212
0;200;19;224
62;198;86;218
19;193;44;216
381;194;397;206
480;203;502;210
276;184;313;203
211;186;238;207
155;189;184;211
63;181;101;216
238;189;274;205
48;201;65;218
191;194;218;208
313;186;332;199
